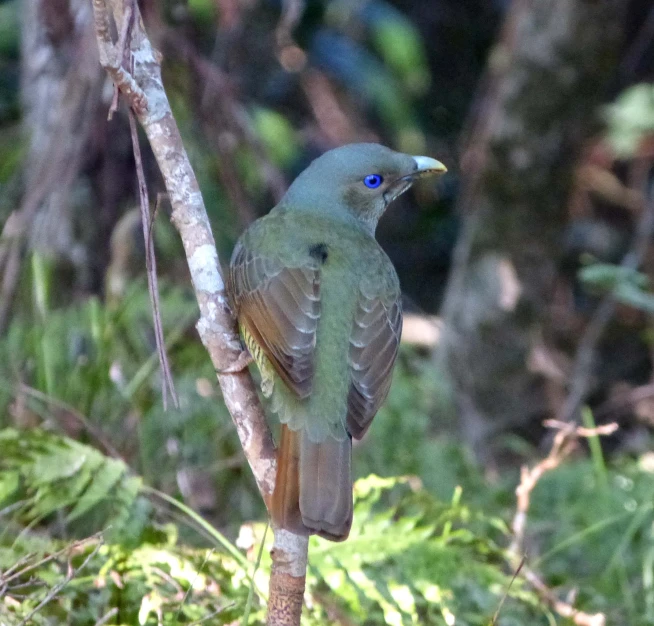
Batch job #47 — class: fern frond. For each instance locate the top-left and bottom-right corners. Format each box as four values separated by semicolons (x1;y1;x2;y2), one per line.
0;428;141;541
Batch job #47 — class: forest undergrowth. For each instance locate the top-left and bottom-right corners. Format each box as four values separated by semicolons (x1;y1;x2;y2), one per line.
0;273;652;625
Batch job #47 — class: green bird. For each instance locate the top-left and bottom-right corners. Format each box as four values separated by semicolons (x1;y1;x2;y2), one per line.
229;143;446;541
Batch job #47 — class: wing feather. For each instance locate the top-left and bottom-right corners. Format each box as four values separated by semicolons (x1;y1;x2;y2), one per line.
229;240;321;398
346;286;402;439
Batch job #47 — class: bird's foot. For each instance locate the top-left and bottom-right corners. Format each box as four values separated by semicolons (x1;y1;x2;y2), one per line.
216;350;253;374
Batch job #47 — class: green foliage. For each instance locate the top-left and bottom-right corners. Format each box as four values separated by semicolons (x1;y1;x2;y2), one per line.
3;287;650;623
0;1;18;58
2;412;654;623
0;427;551;625
0;272;261;532
2;271;652;624
187;0;217;26
355;352;485;505
0;531;260;625
579;262;654;313
0;428;145;544
251;107;300;169
605;83;654;157
305;475;544;626
528;454;654;625
0;428;266;625
368;7;431;96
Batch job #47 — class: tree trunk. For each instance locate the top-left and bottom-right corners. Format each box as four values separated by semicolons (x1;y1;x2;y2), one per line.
439;0;624;458
21;0;103;268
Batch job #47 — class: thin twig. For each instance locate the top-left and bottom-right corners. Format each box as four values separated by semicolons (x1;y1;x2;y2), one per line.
107;0;133;119
15;539;104;626
92;0;147;113
174;548;215;623
490;555;525;625
128;110;179;410
521;564;605;626
507;421;618;626
94;607;119;626
275;0;305;49
188;603;235;625
2;532;104;587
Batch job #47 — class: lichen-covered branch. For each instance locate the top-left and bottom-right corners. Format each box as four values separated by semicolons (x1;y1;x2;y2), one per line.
90;2;308;623
268;530;309;625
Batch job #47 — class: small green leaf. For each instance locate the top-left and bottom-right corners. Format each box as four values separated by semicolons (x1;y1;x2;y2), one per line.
67;458;127;521
0;470;19;502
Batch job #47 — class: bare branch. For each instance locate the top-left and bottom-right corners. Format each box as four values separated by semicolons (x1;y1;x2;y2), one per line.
128;109;179;409
275;0;305;50
268;530;309;625
2;533;103;588
508;420;618;626
94;607;119;626
520;565;605;626
91;0;147;113
3;534;104;626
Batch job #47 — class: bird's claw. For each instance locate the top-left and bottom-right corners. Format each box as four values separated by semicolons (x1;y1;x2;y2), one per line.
216;350;253;375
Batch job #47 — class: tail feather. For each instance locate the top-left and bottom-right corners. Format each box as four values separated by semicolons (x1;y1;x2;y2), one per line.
271;425;307;535
271;424;353;541
300;433;352;541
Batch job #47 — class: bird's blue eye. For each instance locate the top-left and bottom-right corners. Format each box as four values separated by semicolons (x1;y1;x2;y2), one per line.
363;174;384;189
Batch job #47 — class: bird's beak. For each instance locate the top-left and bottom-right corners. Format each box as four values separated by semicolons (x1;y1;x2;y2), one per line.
411;156;447;179
383;156;447;204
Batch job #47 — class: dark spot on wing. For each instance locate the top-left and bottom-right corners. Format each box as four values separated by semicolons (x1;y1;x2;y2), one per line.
309;243;328;264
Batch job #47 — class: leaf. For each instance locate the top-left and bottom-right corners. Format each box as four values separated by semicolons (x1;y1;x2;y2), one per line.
579;262;654;313
578;263;649;291
605;84;654;157
67;457;127;521
0;428;141;540
366;4;430;95
251;107;299;169
613;283;654;314
0;470;19;502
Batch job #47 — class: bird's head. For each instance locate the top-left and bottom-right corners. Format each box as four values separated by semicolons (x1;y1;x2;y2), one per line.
282;143;447;234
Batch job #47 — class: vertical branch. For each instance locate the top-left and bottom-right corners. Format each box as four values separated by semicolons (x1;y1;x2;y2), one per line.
268;530;309;625
91;2;309;623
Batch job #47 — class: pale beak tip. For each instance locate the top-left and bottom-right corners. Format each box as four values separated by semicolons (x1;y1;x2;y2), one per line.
412;155;447;175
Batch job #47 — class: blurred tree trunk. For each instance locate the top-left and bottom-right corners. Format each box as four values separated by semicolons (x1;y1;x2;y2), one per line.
439;0;624;458
21;0;103;273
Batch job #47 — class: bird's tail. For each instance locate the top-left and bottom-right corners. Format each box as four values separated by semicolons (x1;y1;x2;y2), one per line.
271;424;352;541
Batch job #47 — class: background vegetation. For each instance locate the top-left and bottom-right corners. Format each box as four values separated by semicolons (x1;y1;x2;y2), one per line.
1;0;654;624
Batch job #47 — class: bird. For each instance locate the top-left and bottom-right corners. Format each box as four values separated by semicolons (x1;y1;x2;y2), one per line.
228;143;446;541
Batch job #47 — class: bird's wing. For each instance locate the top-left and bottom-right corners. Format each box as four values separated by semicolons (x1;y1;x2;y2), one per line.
229;239;321;399
346;278;402;439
